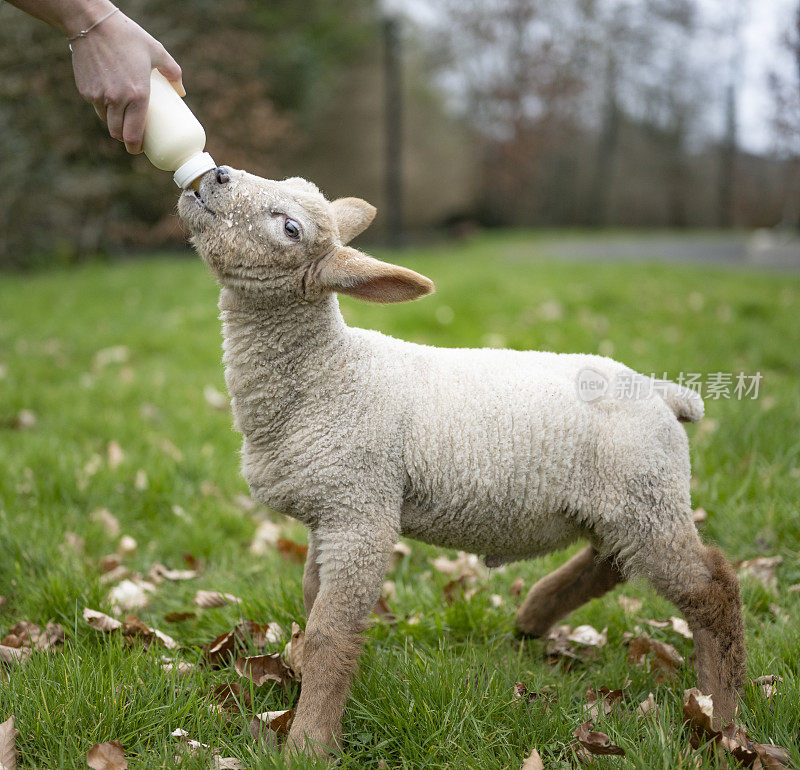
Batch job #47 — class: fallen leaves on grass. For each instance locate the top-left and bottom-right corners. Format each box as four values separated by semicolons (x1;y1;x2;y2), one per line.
573;721;625;757
283;623;304;680
107;441;125;469
235;619;283;647
117;536;138;556
693;507;708;523
170;728;211;753
161;658;196;676
276;538;308;563
209;682;251;721
638;692;658;717
0;716;17;770
568;625;607;647
91;509;121;538
204;385;228;410
682;688;793;768
86;740;128;770
625;634;684;681
585;682;630;720
753;675;782;700
513;682;556;711
148;563;198;583
739;556;782;591
83;608;122;633
164;612;196;623
618;595;643;614
108;579;155;613
194;590;241;608
641;616;693;639
250;710;294;748
214;758;243;770
431;552;487;583
509;576;526;599
83;608;176;649
372;596;397;623
235;654;294;687
0;647;29;666
249;520;281;555
203;632;237;667
1;621;64;651
94;346;129;369
11;410;36;431
390;541;412;569
520;747;544;770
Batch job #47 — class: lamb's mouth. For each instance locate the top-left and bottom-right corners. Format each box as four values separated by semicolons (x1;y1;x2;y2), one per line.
183;188;216;215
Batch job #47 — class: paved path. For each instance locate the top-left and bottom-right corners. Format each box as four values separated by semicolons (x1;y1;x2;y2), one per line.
535;232;800;270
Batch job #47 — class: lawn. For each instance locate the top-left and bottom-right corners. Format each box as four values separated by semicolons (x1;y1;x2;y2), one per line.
1;231;799;769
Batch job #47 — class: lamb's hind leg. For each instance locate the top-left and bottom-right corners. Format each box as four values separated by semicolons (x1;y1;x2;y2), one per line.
642;539;745;727
515;546;624;637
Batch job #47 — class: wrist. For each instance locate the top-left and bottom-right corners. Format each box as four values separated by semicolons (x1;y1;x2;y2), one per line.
61;0;118;38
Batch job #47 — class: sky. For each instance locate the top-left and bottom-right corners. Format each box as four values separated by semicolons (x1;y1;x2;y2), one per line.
736;0;795;152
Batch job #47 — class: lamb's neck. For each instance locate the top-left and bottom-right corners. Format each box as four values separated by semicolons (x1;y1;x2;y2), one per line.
218;288;348;434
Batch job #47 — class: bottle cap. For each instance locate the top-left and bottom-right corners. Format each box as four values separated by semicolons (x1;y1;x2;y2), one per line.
173;152;216;188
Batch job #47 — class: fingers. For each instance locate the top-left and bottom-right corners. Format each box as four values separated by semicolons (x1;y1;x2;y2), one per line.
106;101;125;144
121;96;148;154
154;47;185;96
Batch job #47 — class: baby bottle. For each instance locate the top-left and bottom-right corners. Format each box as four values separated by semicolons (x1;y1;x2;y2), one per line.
142;70;216;188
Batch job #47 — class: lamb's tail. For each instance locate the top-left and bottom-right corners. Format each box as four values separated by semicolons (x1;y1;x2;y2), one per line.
658;381;705;423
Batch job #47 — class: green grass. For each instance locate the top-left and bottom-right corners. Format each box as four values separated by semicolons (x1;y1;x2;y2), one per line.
1;231;799;769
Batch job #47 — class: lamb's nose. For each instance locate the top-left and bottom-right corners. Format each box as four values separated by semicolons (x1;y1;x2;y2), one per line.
215;167;231;185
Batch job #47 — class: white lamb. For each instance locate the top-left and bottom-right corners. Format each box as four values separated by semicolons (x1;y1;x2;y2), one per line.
178;167;745;759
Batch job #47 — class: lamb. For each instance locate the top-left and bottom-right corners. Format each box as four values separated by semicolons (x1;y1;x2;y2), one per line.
178;166;746;759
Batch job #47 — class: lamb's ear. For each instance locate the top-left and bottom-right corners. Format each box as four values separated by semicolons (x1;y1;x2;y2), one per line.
331;197;377;244
314;246;434;303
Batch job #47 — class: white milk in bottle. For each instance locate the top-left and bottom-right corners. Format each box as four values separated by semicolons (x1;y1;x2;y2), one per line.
143;70;216;188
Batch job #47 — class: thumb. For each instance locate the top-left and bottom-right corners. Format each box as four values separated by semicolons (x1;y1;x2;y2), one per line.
154;49;185;96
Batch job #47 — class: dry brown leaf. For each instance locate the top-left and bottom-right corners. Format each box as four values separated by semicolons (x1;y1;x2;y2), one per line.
164;612;196;623
235;654;294;687
214;758;243;770
372;597;397;623
0;716;17;770
521;747;544;770
117;536;137;556
249;520;281;555
121;615;177;650
510;576;526;599
34;622;65;651
753;675;783;701
108;579;154;613
638;692;658;717
11;410;37;430
204;385;228;410
83;608;123;633
86;740;128;770
170;728;210;753
107;441;125;469
100;554;122;574
543;625;584;666
203;631;237;667
148;563;198;582
431;552;487;582
251;709;294;737
234;619;282;647
282;623;304;680
739;556;782;591
0;646;30;666
99;566;129;586
210;682;251;720
574;721;625;756
513;682;556;710
787;584;800;594
585;681;630;720
161;658;196;676
642;616;693;639
134;471;148;491
390;541;411;570
91;509;121;538
568;625;607;648
276;538;308;563
618;595;643;614
194;591;241;609
626;634;684;681
693;507;708;523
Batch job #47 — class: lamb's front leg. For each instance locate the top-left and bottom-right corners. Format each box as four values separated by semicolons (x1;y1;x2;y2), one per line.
288;525;396;759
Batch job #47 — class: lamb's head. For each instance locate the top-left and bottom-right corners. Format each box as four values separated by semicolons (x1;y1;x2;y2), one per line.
178;167;434;303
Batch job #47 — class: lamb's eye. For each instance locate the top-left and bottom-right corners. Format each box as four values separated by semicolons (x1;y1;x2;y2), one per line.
284;217;301;240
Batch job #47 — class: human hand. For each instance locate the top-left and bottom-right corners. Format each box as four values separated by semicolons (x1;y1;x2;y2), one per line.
70;9;184;154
